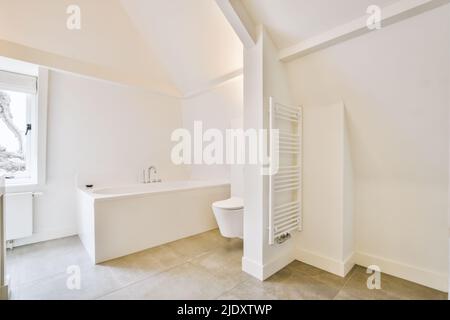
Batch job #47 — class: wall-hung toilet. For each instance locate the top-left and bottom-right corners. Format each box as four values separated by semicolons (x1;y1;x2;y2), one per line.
212;197;244;239
213;117;244;239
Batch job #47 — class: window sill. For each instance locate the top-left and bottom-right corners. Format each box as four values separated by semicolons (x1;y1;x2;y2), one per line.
5;181;41;193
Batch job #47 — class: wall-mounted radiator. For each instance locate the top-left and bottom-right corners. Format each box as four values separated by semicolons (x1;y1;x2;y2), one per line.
4;192;33;241
268;97;303;245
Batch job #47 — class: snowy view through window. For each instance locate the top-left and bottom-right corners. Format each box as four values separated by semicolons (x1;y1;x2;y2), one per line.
0;90;29;177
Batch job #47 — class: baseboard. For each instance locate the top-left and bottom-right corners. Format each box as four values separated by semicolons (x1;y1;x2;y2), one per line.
242;254;294;281
295;248;350;277
12;227;77;247
242;256;264;280
262;254;295;280
295;248;447;292
354;252;448;293
344;252;356;276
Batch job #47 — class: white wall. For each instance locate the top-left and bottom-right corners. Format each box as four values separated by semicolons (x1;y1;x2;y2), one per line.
296;103;354;276
286;5;449;291
261;29;297;274
182;76;243;183
342;110;354;266
242;27;297;280
242;28;265;278
16;70;188;246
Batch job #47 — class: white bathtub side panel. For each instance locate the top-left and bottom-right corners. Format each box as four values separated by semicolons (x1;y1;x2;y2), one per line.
94;186;230;263
76;190;96;263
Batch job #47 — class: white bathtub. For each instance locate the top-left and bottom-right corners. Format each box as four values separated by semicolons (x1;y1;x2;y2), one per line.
77;180;230;263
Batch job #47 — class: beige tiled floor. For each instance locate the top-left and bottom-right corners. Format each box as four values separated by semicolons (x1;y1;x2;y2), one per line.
5;230;447;300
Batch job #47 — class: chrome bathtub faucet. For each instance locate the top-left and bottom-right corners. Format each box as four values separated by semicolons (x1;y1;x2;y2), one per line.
148;166;157;183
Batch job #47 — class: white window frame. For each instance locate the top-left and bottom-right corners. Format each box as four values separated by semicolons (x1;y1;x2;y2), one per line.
6;93;35;183
2;67;48;192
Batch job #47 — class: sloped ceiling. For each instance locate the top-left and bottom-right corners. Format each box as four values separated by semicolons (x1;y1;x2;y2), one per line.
0;0;178;96
119;0;243;96
1;0;405;97
0;0;243;96
241;0;398;49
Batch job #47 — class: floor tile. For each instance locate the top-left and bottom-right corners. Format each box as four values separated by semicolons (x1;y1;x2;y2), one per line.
6;231;446;300
166;230;225;259
270;273;341;300
338;268;402;300
380;273;447;300
286;261;326;277
102;243;189;284
100;262;235;300
217;281;279;300
6;236;91;288
13;263;124;300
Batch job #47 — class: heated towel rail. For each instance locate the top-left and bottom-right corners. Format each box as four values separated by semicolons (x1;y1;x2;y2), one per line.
269;97;303;245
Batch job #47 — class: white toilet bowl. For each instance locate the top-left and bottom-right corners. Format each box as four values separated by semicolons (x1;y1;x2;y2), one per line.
212;197;244;239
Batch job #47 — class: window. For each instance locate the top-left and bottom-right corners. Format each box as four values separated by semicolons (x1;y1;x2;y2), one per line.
0;60;47;188
0;89;34;179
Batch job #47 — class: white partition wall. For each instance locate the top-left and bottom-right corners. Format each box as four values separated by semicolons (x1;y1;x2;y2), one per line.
295;102;354;277
242;27;297;280
242;27;265;279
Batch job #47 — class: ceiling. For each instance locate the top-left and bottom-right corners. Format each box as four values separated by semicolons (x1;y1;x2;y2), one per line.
119;0;243;96
241;0;398;49
0;0;244;97
0;0;177;95
0;0;406;96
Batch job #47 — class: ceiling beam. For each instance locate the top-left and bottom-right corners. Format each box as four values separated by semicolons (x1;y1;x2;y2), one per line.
0;39;182;98
280;0;450;62
215;0;256;48
183;68;243;99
